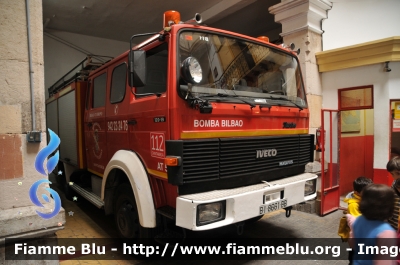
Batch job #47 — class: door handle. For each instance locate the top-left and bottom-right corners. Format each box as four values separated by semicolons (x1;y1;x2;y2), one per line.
128;119;137;125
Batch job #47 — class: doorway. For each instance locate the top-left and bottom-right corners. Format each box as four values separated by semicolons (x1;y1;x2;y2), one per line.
390;101;400;158
320;86;374;215
338;86;374;196
339;109;374;195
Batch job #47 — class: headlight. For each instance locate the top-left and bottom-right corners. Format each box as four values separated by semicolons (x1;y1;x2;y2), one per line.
304;179;316;196
197;201;225;226
181;57;202;84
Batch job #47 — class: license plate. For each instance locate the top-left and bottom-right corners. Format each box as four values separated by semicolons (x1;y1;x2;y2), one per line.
259;199;288;214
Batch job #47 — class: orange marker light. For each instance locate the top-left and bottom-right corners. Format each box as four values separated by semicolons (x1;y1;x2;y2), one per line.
257;36;270;43
165;156;181;167
163;10;181;28
185;35;193;41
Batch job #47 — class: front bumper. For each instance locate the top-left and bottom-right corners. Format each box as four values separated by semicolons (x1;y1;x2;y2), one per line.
176;172;317;230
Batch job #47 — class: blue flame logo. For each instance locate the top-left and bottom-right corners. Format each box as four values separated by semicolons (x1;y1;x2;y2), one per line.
29;179;61;219
30;129;62;219
35;129;60;175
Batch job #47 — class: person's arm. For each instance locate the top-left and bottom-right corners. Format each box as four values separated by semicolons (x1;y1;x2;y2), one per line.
374;230;397;265
346;214;356;228
346;214;356;248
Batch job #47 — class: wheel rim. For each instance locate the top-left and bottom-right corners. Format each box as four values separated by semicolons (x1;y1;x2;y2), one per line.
116;200;139;238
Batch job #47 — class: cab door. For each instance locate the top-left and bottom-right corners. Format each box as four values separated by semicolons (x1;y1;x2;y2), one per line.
84;71;108;175
128;42;170;180
105;61;130;162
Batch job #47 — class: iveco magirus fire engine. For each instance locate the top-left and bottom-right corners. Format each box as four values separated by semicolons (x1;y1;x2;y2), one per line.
46;11;317;238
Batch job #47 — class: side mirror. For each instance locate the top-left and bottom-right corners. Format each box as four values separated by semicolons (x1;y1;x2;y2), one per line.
129;50;146;87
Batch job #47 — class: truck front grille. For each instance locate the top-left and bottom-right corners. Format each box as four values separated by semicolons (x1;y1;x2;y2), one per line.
182;140;219;182
173;134;314;184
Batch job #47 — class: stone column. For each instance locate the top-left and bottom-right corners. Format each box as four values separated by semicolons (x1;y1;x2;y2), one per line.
269;0;332;138
0;0;64;240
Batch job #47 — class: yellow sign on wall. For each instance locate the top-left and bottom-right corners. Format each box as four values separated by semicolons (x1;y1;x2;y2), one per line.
395;102;400;120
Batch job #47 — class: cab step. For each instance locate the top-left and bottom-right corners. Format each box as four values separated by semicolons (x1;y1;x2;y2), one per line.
156;206;176;220
69;183;104;208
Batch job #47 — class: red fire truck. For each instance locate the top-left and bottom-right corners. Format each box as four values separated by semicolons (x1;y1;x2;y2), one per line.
46;11;317;238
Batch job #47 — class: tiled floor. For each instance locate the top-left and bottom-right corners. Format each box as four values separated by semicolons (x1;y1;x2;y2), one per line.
51;176;129;265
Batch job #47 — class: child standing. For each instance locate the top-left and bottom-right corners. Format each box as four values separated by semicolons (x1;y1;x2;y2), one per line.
344;177;373;217
338;177;373;264
387;156;400;230
347;184;397;265
387;156;400;180
386;156;400;265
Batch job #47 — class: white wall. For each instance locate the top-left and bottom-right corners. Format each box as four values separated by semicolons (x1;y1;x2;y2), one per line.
321;62;400;169
43;30;129;98
322;0;400;50
388;62;400;99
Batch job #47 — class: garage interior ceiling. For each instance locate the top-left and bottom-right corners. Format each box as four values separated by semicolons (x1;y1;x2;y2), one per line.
42;0;281;43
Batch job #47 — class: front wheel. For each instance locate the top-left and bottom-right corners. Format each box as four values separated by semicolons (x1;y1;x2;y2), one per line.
114;184;153;238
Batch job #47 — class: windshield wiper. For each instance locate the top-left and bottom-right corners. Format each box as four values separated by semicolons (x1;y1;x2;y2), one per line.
201;93;256;108
265;96;303;111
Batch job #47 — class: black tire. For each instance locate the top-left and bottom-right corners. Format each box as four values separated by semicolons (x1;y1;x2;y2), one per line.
114;183;153;239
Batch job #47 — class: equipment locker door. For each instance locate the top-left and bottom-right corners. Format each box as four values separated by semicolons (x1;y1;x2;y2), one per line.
85;71;108;175
320;109;340;215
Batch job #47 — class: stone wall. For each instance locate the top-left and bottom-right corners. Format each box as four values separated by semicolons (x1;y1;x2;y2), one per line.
0;0;65;239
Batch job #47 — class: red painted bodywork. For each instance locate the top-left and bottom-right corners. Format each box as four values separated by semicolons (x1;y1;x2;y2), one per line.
56;24;310;210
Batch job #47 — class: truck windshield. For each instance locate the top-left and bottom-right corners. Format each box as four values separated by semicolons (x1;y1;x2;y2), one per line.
178;31;307;108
